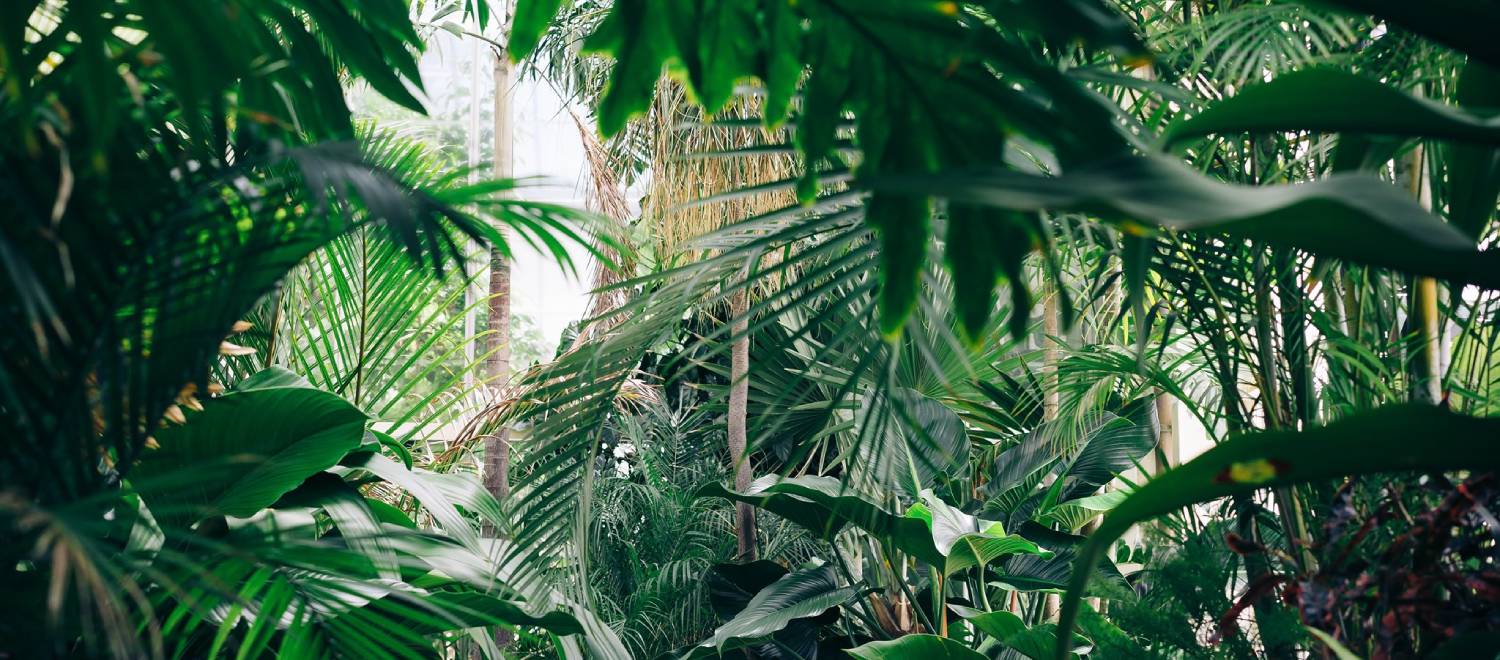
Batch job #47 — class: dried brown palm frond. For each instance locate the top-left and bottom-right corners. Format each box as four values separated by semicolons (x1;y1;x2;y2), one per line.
644;80;797;265
571;108;636;343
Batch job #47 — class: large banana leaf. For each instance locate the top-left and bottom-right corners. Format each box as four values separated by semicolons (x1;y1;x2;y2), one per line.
1054;405;1500;658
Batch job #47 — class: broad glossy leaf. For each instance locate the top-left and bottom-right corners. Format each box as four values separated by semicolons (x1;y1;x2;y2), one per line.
133;368;368;523
697;475;937;560
1056;405;1500;658
858;388;971;495
1000;522;1125;594
277;472;399;579
1166;69;1500;146
873;154;1500;289
847;634;987;660
963;610;1087;660
700;477;1047;573
337;451;500;550
706;560;790;618
908;491;1052;576
1051;412;1155;503
711;563;854;647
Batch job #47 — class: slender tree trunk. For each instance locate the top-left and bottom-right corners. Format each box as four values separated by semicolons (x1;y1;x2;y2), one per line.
1407;144;1443;405
1041;285;1061;621
1152;393;1177;477
482;49;515;515
728;289;757;560
481;46;516;652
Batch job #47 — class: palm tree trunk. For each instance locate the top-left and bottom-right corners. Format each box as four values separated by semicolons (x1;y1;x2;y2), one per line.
728;288;757;560
1041;284;1061;621
481;45;515;652
482;49;514;512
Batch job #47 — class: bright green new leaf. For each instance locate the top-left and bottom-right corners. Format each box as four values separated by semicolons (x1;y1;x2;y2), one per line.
508;0;571;63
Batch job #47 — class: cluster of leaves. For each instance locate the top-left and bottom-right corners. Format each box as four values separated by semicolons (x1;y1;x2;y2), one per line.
499;1;1500;659
0;0;603;656
3;367;578;657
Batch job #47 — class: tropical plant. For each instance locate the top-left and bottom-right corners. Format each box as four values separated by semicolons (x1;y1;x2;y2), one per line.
0;0;600;656
498;0;1500;658
13;0;1500;658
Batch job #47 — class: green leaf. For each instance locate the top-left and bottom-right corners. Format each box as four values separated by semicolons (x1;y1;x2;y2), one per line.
868;192;931;338
858;388;970;495
873;154;1500;289
1050;411;1155;503
391;590;582;636
294;2;426;114
711;562;854;647
696;0;759;113
133;368;369;523
1003;0;1149;61
846;634;988;660
1165;69;1500;146
596;0;674;137
277;472;399;579
946;208;1037;341
1055;405;1500;658
795;26;853;200
699;476;1046;574
1305;627;1363;660
509;0;571;62
964;610;1085;660
697;475;937;560
909;491;1053;576
706;560;790;619
1001;523;1126;594
337;451;502;551
1302;0;1500;70
761;0;805;128
1448;60;1500;240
